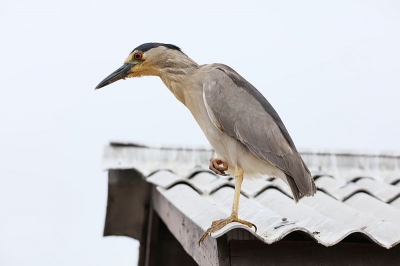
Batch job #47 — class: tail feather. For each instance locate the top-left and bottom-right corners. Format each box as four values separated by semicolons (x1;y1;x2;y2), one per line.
286;174;302;203
300;157;317;196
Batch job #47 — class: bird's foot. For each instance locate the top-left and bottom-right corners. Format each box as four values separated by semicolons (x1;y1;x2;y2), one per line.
209;158;229;176
198;216;257;245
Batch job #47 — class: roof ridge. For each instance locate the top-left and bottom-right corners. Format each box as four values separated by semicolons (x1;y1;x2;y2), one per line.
109;141;400;158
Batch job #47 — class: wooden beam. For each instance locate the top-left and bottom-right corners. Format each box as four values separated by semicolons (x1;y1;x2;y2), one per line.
152;186;230;266
230;240;400;266
143;205;198;266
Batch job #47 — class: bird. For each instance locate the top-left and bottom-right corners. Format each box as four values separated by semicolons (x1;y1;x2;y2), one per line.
95;42;317;244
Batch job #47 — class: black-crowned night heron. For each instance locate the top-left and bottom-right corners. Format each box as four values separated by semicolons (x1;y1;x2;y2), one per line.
95;43;316;244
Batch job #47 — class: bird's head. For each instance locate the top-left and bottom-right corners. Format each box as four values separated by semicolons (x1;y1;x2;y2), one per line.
95;43;196;90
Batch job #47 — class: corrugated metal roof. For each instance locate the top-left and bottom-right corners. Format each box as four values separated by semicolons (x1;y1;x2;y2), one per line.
103;142;400;249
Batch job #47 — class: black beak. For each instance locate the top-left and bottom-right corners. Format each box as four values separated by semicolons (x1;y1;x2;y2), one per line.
95;64;133;90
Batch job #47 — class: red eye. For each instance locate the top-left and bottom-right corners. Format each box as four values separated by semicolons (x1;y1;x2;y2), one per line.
134;53;142;60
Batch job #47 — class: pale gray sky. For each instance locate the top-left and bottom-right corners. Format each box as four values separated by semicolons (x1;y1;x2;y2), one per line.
1;0;400;265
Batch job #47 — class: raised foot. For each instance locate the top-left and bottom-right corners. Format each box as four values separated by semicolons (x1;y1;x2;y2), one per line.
198;216;257;245
209;158;229;176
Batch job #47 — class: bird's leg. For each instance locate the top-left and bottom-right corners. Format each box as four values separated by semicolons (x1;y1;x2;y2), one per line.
209;158;229;176
199;166;257;245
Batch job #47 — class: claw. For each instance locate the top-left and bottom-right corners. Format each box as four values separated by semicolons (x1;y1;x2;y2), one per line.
198;216;257;245
209;158;229;176
251;222;258;232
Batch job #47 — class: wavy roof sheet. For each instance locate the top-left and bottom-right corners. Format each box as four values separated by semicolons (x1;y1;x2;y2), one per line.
103;142;400;249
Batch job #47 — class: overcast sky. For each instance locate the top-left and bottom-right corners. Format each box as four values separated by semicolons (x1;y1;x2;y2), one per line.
1;0;400;265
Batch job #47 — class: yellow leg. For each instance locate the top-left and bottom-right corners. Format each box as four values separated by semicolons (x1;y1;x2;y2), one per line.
199;166;257;245
231;166;243;218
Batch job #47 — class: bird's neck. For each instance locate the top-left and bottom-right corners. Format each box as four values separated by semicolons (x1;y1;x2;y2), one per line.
159;63;214;134
158;60;200;105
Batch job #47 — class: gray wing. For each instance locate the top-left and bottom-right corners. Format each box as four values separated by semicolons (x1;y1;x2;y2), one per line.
203;64;316;197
